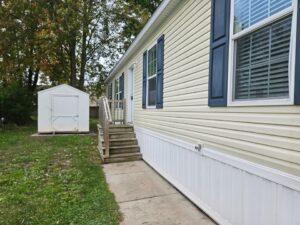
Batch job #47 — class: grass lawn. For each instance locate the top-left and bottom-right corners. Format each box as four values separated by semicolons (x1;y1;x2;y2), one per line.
0;122;120;225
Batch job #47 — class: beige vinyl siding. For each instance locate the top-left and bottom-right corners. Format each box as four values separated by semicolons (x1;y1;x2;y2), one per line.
109;0;300;176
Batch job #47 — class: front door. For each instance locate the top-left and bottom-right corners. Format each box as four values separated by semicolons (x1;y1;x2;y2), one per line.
127;66;134;123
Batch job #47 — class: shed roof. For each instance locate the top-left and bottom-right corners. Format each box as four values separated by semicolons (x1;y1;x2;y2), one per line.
38;84;89;96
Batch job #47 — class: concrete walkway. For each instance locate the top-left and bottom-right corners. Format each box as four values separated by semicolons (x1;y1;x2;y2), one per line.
103;161;216;225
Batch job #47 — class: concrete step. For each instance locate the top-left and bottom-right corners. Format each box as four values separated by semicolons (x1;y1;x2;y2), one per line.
109;132;136;139
104;152;142;164
109;138;138;147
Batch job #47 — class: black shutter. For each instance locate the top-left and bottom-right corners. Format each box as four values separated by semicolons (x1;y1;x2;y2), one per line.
156;35;164;109
120;73;124;100
295;2;300;105
108;83;112;100
142;51;147;109
208;0;230;107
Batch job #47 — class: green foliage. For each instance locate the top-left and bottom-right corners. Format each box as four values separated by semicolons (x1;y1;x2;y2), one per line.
0;124;120;225
112;0;163;51
0;0;162;97
0;84;34;125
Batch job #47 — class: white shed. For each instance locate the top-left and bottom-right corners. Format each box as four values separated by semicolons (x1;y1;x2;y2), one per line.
38;84;89;133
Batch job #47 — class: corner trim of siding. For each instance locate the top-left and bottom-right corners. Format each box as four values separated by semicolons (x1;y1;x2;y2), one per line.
135;126;300;192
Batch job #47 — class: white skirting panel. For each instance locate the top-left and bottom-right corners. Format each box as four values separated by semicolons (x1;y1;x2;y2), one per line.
135;127;300;225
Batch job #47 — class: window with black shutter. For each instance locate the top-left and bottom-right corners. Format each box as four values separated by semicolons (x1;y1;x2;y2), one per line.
142;34;164;109
209;0;299;106
229;0;298;106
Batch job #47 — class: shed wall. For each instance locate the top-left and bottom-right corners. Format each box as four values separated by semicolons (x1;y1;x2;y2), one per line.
38;85;89;133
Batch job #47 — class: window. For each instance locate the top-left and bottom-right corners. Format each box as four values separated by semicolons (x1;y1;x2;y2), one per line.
229;0;297;105
142;35;164;109
234;0;292;33
115;79;121;100
147;44;157;106
115;75;124;109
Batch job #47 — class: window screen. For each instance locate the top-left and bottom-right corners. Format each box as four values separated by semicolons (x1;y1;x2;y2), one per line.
234;0;292;33
235;15;292;100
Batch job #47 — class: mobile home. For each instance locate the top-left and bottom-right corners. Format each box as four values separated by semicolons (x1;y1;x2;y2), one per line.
101;0;300;224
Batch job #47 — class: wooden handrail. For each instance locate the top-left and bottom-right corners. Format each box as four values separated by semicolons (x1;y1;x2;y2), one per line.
104;97;112;123
107;99;127;125
98;97;127;159
98;96;112;158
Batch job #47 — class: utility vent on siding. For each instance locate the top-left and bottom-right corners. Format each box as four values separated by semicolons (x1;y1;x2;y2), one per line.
235;15;292;100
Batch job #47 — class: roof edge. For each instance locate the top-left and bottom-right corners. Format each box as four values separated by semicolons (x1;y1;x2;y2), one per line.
38;84;90;96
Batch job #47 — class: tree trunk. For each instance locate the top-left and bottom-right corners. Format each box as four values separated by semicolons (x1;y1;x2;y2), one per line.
27;68;33;91
69;39;77;87
32;68;39;91
79;27;87;90
26;67;39;92
79;0;89;90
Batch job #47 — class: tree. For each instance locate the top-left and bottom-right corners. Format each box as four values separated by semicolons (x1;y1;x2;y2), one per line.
0;0;50;91
111;0;163;51
0;0;163;97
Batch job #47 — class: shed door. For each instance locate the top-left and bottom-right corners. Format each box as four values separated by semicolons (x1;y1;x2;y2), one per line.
51;95;79;132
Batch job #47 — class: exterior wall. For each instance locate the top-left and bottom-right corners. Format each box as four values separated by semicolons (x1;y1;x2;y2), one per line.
109;0;300;176
136;127;300;225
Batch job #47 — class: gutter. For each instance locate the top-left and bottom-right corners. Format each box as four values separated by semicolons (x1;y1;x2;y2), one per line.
105;0;181;83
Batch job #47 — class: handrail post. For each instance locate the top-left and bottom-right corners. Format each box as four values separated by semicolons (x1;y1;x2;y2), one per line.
112;99;115;124
105;119;110;158
97;96;112;159
98;99;101;124
123;98;127;124
106;99;112;122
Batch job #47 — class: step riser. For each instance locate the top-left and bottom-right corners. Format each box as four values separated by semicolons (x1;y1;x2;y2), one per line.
109;125;133;128
110;140;138;147
102;140;138;146
110;148;140;154
104;156;142;163
103;150;140;156
109;128;134;133
109;133;136;139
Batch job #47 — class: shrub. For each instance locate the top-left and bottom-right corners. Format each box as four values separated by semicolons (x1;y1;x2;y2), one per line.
0;84;34;125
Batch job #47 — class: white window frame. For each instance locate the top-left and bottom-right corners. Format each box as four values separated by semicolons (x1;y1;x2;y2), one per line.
115;76;123;109
115;77;122;101
227;0;298;106
146;42;157;108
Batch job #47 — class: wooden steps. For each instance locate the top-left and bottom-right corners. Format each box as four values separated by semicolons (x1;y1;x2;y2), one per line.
104;152;142;163
102;125;142;163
